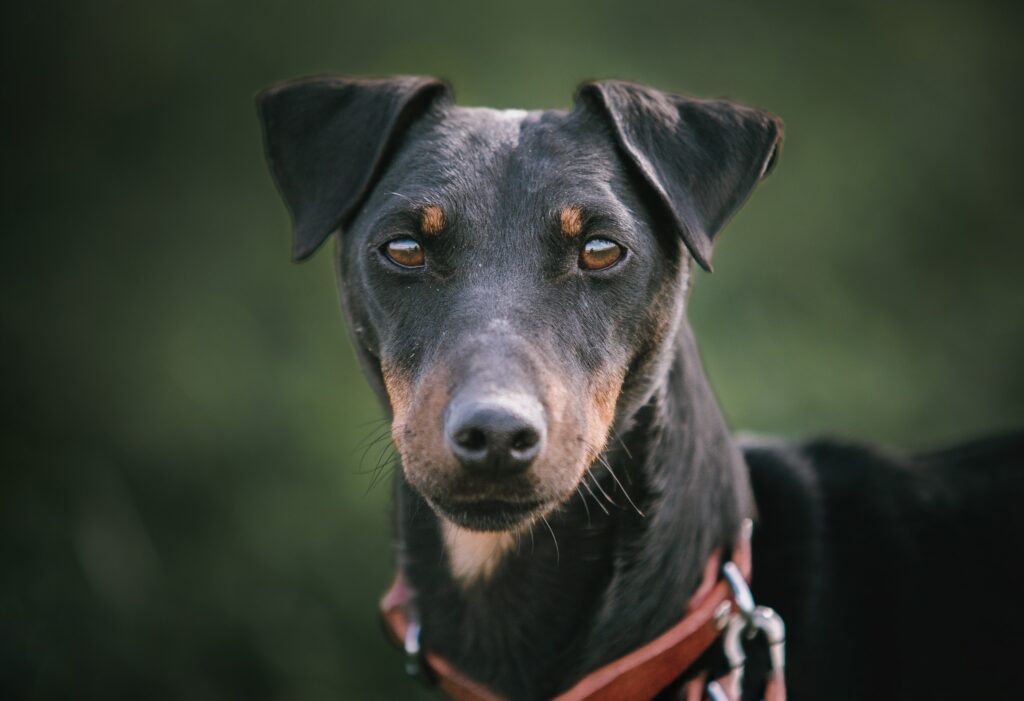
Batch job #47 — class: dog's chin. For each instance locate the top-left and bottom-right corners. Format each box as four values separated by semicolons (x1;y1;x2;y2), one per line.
426;497;550;532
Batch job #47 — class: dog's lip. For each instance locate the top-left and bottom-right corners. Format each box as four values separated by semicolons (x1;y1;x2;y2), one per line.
437;498;545;515
428;496;549;531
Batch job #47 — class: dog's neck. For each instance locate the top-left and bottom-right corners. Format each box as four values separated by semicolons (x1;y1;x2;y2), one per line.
393;322;751;700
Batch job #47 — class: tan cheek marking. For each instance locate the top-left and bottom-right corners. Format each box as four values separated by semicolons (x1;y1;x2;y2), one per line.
584;368;626;460
591;369;624;426
441;519;517;584
383;362;457;498
559;206;583;237
420;205;445;236
529;365;614;501
381;363;413;425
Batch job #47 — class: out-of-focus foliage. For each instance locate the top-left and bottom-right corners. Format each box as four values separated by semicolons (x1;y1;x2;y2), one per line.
2;1;1022;698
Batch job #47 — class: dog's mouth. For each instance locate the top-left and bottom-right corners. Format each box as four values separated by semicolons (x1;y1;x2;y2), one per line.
428;497;549;532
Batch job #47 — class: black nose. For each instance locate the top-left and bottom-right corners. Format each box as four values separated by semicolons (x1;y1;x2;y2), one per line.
445;398;546;476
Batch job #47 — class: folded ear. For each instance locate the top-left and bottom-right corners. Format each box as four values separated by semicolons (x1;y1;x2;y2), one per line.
256;75;451;260
575;80;783;271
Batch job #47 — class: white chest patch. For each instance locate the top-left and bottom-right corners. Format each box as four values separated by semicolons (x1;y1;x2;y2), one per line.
441;520;518;584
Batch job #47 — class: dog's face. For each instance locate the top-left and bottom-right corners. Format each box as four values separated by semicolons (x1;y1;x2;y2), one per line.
258;77;781;532
341;106;678;530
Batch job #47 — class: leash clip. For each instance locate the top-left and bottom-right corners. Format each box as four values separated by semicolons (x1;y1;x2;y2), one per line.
709;561;788;700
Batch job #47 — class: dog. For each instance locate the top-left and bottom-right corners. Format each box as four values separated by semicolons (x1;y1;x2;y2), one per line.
256;75;1024;700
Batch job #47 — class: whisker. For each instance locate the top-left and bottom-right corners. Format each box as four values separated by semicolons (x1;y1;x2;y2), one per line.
540;515;560;565
358;437;393;474
600;462;645;518
610;425;634;460
365;444;399;494
580;478;609;515
588;470;617;507
371;441;395;475
576;486;592;525
354;422;393;470
355;416;391;430
357;425;392;451
582;441;644;518
364;456;398;495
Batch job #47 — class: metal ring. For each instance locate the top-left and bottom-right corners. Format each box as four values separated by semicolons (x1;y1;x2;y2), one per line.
750;606;785;646
750;606;786;674
723;615;747;670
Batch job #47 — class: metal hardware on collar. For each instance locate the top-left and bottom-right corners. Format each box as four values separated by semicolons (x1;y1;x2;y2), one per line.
403;619;430;681
722;561;755;617
750;606;786;677
705;680;731;701
380;528;775;701
723;614;747;670
710;560;788;700
714;600;733;631
721;613;748;697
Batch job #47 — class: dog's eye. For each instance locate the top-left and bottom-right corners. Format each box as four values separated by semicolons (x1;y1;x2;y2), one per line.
579;238;624;271
382;238;425;268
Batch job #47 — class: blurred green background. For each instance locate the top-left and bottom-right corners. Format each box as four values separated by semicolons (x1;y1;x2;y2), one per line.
3;0;1022;698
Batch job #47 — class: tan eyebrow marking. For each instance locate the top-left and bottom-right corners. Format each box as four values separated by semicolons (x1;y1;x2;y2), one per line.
420;205;445;236
559;206;584;237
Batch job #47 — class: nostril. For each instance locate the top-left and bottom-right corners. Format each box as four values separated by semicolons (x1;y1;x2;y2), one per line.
455;427;488;454
510;428;540;454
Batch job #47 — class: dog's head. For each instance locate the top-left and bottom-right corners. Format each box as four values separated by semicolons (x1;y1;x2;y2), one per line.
257;76;781;532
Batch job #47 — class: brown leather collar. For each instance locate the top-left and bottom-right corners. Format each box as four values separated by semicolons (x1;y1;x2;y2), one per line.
380;532;755;701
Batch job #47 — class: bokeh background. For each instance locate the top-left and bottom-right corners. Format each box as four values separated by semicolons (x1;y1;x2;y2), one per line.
3;0;1023;698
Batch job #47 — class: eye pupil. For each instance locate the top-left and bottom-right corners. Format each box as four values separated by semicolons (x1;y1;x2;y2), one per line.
383;238;425;268
579;238;624;271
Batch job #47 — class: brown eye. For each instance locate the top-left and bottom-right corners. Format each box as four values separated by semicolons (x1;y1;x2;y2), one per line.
579;238;624;271
382;238;425;268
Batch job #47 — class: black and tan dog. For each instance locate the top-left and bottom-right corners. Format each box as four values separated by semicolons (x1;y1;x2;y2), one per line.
257;76;1024;700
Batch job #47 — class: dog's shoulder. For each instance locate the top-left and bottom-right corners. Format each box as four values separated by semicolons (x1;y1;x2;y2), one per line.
741;428;1024;597
739;430;1024;698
